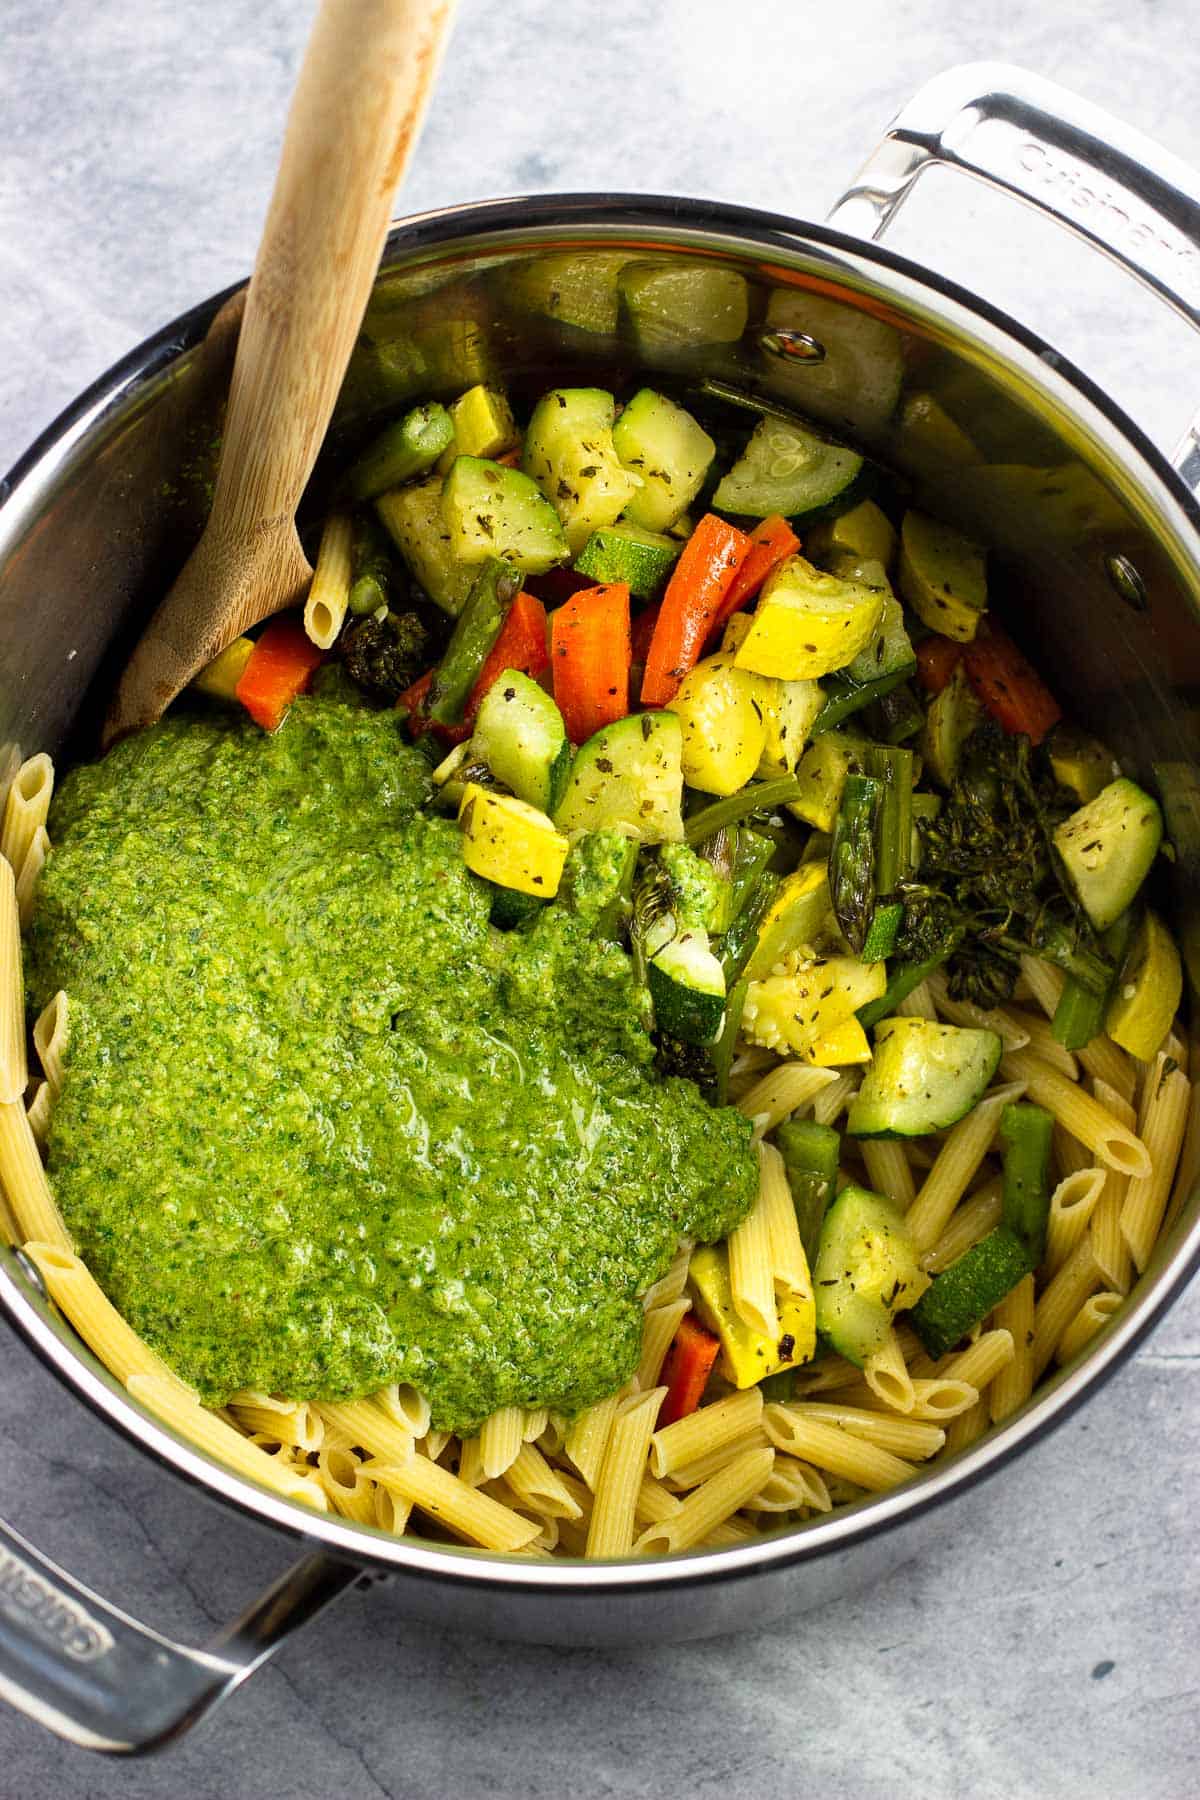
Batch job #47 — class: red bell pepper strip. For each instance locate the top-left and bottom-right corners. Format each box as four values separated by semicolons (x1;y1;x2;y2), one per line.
915;634;963;695
397;670;470;745
551;582;632;744
962;620;1063;746
641;513;754;706
630;601;661;666
707;514;800;642
235;616;323;732
464;590;549;725
657;1314;721;1428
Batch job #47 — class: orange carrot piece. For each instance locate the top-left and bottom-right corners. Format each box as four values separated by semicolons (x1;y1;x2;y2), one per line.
464;590;549;725
962;620;1063;746
708;514;800;640
551;583;632;744
640;513;754;706
235;616;323;731
397;670;470;745
915;634;963;695
657;1314;721;1428
630;601;661;667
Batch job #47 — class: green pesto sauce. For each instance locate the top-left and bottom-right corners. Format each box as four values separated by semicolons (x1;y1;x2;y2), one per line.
26;697;755;1431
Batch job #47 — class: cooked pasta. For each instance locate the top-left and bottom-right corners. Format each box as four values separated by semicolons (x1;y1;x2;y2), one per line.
317;1445;379;1526
127;1373;326;1508
757;1139;812;1302
762;1404;918;1491
1;753;53;878
812;1071;858;1127
1088;1079;1136;1292
650;1387;763;1479
303;512;355;650
736;1062;836;1135
315;1399;415;1467
14;827;49;931
637;1296;691;1392
633;1446;774;1555
941;1327;1014;1394
0;1102;70;1248
1121;1055;1190;1271
1001;1008;1077;1078
369;1456;540;1552
564;1393;619;1492
861;1139;916;1209
1017;953;1065;1019
921;1174;1004;1274
641;1238;693;1311
989;1273;1035;1422
944;1394;991;1455
1044;1166;1106;1273
32;990;68;1094
587;1388;664;1557
0;861;26;1104
374;1382;432;1438
1055;1291;1123;1365
1031;1236;1102;1380
504;1443;583;1520
727;1166;779;1338
1000;1049;1150;1177
788;1402;945;1461
862;1326;916;1412
906;1084;1024;1253
928;970;1029;1051
666;1428;770;1491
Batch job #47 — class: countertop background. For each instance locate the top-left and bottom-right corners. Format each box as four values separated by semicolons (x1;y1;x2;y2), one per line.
1;2;1198;1795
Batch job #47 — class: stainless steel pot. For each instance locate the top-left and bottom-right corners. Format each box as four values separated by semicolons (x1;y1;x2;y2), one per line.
1;62;1198;1755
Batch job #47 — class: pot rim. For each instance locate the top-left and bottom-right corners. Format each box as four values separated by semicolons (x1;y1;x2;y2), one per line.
2;189;1198;1593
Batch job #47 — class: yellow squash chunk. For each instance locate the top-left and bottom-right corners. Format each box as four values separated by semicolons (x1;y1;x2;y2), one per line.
192;636;254;702
1047;726;1119;806
744;863;834;983
743;953;886;1057
721;611;753;654
897;511;987;643
734;555;884;680
666;654;770;796
458;784;568;897
806;498;897;570
787;732;867;833
1106;909;1183;1061
804;1015;872;1066
758;676;825;778
437;384;519;473
689;1243;816;1389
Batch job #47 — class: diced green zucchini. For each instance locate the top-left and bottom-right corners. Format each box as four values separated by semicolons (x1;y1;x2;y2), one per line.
787;731;867;833
743;862;834;982
553;710;685;842
573;522;680;600
611;388;715;532
759;289;904;436
1053;777;1163;931
472;670;571;814
441;456;568;572
897;512;988;643
807;499;898;570
620;262;749;351
1105;907;1182;1060
812;1184;929;1365
713;416;863;521
523;388;642;554
376;477;476;616
345;401;454;500
438;385;519;473
920;665;985;789
648;928;727;1045
1046;725;1119;805
502;250;630;335
910;1227;1031;1359
847;1018;1002;1138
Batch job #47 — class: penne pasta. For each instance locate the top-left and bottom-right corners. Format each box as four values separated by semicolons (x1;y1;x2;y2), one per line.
1055;1291;1123;1365
564;1393;618;1491
944;1394;990;1456
812;1071;859;1127
1121;1057;1190;1272
522;1406;549;1443
748;1455;831;1513
370;1457;539;1552
666;1428;770;1491
635;1473;681;1527
905;1377;979;1422
15;827;49;930
928;971;1029;1052
1052;1124;1093;1182
920;1174;1004;1275
480;1404;525;1480
989;1273;1035;1423
1044;1166;1106;1274
373;1383;432;1438
0;1103;70;1248
789;1402;945;1461
1;753;53;878
0;861;26;1103
504;1443;583;1520
24;1240;194;1396
737;1062;836;1135
637;1296;690;1392
861;1139;916;1210
1002;1008;1076;1078
757;1140;812;1303
128;1373;325;1508
229;1398;323;1452
1017;954;1065;1020
456;1435;485;1488
941;1328;1014;1394
317;1445;379;1526
23;1079;52;1153
641;1238;693;1311
762;1404;918;1491
373;1481;414;1538
906;1084;1025;1253
1000;1050;1150;1178
1088;1079;1136;1292
727;1166;779;1339
1076;1035;1136;1105
650;1387;763;1479
862;1326;916;1413
315;1399;415;1467
894;979;937;1019
303;512;355;650
32;991;68;1095
587;1388;665;1558
1031;1236;1102;1379
633;1446;774;1555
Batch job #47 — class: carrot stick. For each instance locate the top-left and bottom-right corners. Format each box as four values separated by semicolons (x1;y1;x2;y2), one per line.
962;620;1062;745
641;514;753;706
464;590;549;725
396;670;470;745
708;514;799;641
631;601;661;666
551;583;632;744
235;616;323;731
657;1314;721;1428
915;634;963;695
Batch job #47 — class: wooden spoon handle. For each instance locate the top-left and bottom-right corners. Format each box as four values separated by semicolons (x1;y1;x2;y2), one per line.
210;0;455;547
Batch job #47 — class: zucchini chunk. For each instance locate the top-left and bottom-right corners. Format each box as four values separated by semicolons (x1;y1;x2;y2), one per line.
910;1227;1031;1359
847;1018;1002;1138
806;1014;872;1066
712;416;863;521
742;862;834;983
787;731;867;833
897;511;988;643
620;262;750;351
919;664;985;789
375;476;477;616
458;785;570;897
757;676;825;778
842;592;916;687
812;1184;929;1366
648;928;727;1045
471;670;571;814
1053;777;1163;931
734;555;884;681
1046;724;1119;805
667;653;770;796
553;711;685;843
523;388;642;554
574;522;680;600
612;388;715;532
1105;908;1182;1060
442;456;568;572
689;1242;816;1388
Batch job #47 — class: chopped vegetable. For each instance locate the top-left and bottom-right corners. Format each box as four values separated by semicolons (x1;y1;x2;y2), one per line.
235;617;324;732
910;1227;1031;1358
1105;907;1182;1060
709;515;801;639
829;773;881;956
743;952;886;1057
657;1314;721;1427
194;635;254;702
550;582;632;744
458;784;570;897
427;559;522;727
667;653;770;796
847;1018;1001;1137
344;401;454;500
554;710;685;842
472;670;571;814
775;1119;840;1266
641;514;754;706
897;510;987;642
961;620;1063;746
812;1185;929;1365
733;555;884;682
442;457;568;572
915;634;963;695
688;1243;815;1388
341;609;430;702
611;388;715;533
1000;1102;1054;1265
463;589;550;724
1053;776;1163;932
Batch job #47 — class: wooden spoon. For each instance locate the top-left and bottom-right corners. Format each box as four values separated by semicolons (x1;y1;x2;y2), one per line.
104;0;456;747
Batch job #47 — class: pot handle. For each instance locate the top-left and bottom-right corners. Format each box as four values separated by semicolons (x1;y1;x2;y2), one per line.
826;61;1200;492
0;1513;362;1753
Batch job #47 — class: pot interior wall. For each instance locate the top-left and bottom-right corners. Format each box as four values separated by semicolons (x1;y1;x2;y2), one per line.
2;213;1198;1154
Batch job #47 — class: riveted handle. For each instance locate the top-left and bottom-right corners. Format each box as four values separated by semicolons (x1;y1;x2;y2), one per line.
826;62;1200;493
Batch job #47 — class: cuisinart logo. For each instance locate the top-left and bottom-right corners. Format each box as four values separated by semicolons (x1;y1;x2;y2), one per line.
0;1545;113;1662
1016;140;1200;300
